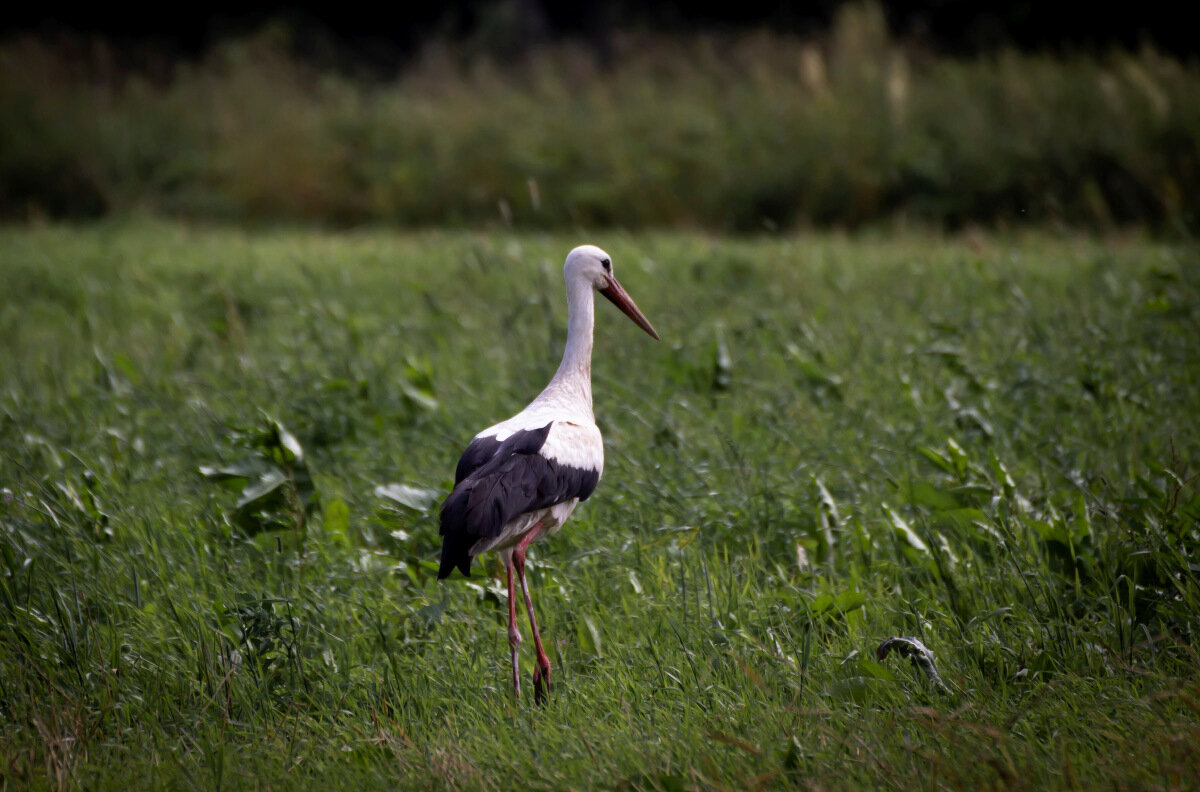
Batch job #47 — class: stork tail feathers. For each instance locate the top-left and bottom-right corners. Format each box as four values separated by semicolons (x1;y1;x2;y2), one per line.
437;531;473;579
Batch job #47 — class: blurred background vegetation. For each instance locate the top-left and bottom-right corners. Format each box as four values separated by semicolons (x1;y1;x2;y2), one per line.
1;1;1197;232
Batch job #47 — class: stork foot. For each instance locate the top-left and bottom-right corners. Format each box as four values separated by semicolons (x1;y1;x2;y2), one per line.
533;664;551;705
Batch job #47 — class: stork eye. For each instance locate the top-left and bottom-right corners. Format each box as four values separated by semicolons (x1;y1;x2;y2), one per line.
602;259;611;271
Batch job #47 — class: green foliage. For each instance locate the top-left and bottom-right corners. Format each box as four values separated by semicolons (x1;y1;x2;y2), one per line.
3;10;1199;230
1;224;1198;790
200;413;319;535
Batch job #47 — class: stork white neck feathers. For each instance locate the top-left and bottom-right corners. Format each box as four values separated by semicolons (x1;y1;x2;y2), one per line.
530;266;598;418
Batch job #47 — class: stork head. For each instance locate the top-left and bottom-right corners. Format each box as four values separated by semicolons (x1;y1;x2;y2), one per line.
565;245;660;340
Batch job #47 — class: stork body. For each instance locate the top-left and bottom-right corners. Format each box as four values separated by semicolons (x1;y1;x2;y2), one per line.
438;245;658;702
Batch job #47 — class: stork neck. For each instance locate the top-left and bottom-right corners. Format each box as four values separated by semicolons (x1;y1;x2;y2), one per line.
534;276;594;417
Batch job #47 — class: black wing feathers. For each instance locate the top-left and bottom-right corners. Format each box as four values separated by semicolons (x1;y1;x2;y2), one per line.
454;435;503;485
438;423;599;579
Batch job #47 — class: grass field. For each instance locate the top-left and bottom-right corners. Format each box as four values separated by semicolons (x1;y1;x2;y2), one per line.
1;222;1198;790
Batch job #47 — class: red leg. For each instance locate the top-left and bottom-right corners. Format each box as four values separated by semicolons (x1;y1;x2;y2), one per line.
513;526;551;704
504;555;522;699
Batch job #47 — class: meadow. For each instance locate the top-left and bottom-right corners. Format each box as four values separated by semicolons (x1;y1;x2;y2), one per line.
1;222;1198;790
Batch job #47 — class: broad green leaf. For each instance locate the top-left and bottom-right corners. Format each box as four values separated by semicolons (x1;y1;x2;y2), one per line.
955;407;994;439
834;589;866;613
935;531;959;572
857;657;897;682
199;460;267;481
988;448;1016;496
578;615;602;656
904;481;962;511
323;498;350;543
883;504;929;554
111;352;140;384
1072;492;1091;538
1030;519;1068;544
830;677;876;704
272;418;305;462
236;468;288;509
811;592;835;614
917;445;956;474
945;438;969;476
374;483;441;511
928;508;988;527
399;380;439;411
949;483;993;503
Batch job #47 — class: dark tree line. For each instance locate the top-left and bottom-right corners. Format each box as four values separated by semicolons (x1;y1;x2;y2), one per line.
2;1;1190;73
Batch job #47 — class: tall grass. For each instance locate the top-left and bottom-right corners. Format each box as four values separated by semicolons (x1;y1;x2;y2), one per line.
3;4;1199;230
1;223;1198;789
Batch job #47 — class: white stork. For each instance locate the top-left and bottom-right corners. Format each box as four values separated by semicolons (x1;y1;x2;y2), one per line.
438;244;659;702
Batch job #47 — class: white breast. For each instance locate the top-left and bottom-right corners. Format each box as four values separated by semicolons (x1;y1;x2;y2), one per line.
540;421;604;474
478;410;604;475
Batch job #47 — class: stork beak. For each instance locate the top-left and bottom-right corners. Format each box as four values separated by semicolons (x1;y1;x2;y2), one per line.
600;276;660;340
